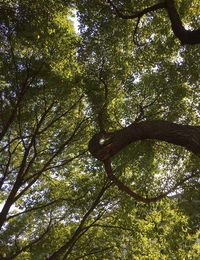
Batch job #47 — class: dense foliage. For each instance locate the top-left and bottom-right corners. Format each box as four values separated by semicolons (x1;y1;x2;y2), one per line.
0;0;199;259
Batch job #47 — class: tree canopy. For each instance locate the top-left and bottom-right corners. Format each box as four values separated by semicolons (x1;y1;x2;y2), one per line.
0;0;200;259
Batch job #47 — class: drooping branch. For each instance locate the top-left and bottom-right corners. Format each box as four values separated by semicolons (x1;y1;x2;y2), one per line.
89;120;200;202
103;159;198;203
107;0;200;45
103;159;164;203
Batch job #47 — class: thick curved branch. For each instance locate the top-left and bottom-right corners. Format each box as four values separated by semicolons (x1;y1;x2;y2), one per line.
89;120;200;161
165;0;200;45
108;0;200;45
89;120;200;202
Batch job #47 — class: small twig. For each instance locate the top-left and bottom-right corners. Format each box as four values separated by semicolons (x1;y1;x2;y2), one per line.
133;16;145;47
97;58;109;133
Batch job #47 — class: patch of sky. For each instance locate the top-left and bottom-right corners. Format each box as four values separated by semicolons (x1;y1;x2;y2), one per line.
70;10;80;34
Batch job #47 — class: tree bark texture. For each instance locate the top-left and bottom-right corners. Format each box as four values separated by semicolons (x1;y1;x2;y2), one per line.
89;120;200;161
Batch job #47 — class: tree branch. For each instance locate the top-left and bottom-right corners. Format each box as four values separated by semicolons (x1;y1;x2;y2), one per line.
89;120;200;161
107;0;166;20
103;160;199;203
165;0;200;45
47;181;110;260
107;0;200;45
89;120;200;202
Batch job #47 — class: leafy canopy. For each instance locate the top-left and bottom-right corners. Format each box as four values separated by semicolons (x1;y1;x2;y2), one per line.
0;0;200;259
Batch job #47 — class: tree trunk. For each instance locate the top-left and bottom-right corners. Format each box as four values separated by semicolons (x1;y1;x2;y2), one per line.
89;120;200;160
0;180;21;229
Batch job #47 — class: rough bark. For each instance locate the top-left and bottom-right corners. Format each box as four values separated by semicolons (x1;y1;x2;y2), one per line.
89;120;200;161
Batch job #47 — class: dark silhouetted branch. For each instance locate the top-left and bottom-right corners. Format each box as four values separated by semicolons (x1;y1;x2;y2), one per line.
107;0;200;45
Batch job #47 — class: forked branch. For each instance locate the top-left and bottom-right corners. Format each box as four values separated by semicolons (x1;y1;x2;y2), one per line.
107;0;200;45
89;120;200;202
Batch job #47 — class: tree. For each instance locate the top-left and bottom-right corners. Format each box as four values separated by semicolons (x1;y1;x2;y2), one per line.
0;0;200;259
76;0;200;202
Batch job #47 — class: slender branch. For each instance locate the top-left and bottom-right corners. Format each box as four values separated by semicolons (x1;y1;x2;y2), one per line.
39;94;84;135
6;216;53;260
44;150;87;171
7;198;62;220
107;1;166;19
0;63;44;141
103;160;199;203
47;180;110;260
62;209;107;259
133;17;145;46
14;118;86;202
0;140;12;189
97;58;109;133
7;191;89;221
0;78;28;141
